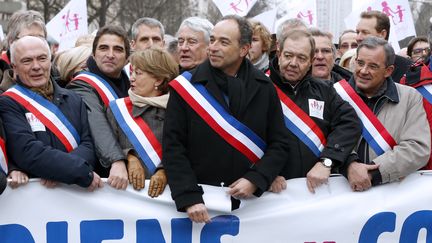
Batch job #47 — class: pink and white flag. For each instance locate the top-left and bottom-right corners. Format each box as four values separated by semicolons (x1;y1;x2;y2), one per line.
46;0;88;52
344;0;415;52
275;0;317;30
212;0;259;17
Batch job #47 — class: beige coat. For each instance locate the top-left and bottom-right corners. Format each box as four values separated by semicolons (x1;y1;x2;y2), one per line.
360;83;430;184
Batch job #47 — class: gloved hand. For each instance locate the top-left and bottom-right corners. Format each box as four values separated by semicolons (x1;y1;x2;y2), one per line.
148;169;167;198
127;154;145;190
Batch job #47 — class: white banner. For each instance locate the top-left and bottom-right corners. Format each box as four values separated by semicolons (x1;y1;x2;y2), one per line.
212;0;259;17
252;9;277;33
276;0;317;31
0;25;4;41
345;0;415;52
0;172;431;242
46;0;88;52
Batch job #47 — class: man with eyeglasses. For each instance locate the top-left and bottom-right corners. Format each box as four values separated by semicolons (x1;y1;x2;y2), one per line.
337;30;358;59
335;36;430;192
268;29;361;193
309;28;352;83
400;30;432;170
406;36;430;63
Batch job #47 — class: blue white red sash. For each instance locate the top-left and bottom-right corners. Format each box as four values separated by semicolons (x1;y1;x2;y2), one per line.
169;72;266;163
274;84;326;157
3;85;80;152
416;84;432;105
109;97;162;173
333;80;397;155
73;71;119;107
0;138;7;175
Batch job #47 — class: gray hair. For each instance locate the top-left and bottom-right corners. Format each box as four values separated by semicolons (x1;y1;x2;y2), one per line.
357;36;395;66
279;29;315;60
6;10;47;48
220;15;252;46
131;17;165;41
176;17;214;44
10;36;51;64
276;18;307;41
309;27;337;60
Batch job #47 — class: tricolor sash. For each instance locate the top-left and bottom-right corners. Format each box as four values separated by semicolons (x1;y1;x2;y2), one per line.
169;72;266;163
73;71;119;107
3;85;80;152
274;84;326;157
0;138;7;175
109;97;162;173
416;84;432;105
333;80;397;155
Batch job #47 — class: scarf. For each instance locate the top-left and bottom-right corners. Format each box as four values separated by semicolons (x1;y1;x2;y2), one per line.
128;88;169;109
253;53;269;73
17;76;54;101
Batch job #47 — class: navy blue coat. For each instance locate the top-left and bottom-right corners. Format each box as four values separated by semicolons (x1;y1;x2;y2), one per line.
0;81;97;187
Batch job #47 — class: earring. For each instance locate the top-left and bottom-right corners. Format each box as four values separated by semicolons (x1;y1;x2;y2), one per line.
154;86;159;90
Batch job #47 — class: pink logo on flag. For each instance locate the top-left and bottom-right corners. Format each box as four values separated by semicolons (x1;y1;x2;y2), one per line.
297;10;314;25
381;1;405;24
60;10;82;37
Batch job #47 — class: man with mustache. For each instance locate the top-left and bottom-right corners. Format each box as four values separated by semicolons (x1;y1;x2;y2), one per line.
268;29;361;193
68;25;130;190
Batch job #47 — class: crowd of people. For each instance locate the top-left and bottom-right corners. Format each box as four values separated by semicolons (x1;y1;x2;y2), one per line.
0;8;431;224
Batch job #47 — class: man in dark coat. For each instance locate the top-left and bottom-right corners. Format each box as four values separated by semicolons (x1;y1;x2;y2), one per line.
0;36;102;190
163;15;290;223
269;29;361;193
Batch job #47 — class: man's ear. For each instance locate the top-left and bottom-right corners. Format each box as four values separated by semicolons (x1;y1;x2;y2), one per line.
379;29;388;40
384;64;395;78
240;43;251;58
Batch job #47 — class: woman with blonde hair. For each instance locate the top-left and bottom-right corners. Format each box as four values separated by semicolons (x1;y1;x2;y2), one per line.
248;20;272;72
107;48;178;197
55;45;91;86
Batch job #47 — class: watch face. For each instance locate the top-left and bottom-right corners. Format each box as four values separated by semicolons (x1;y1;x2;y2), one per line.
323;159;332;167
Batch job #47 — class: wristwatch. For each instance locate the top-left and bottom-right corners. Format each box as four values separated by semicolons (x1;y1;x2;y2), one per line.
320;158;333;168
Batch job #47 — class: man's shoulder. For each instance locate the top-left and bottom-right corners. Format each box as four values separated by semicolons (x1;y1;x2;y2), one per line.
394;83;423;103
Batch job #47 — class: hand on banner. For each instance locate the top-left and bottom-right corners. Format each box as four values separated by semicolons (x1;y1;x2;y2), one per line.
186;203;211;223
228;178;257;198
88;172;103;192
108;160;128;190
127;154;145;190
348;161;379;192
148;169;167;198
8;170;29;188
269;176;287;193
40;179;58;188
306;162;331;193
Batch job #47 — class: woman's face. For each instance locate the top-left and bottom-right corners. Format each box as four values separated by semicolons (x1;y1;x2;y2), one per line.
248;34;265;64
130;67;162;97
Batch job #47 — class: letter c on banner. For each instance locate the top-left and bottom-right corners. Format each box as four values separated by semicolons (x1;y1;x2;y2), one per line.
0;224;35;243
359;212;396;243
399;210;432;243
200;215;240;243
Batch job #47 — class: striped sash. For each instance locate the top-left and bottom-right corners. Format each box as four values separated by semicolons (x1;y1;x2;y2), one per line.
274;84;326;157
3;85;80;152
334;80;397;155
0;138;7;174
73;71;119;107
109;97;162;173
169;71;266;163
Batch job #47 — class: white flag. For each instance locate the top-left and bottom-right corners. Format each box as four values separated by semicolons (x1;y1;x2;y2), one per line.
252;9;277;33
275;0;317;31
46;0;88;52
212;0;258;17
0;25;4;41
345;0;415;51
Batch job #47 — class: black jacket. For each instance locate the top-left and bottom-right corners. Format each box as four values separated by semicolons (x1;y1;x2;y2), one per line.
0;81;97;187
392;55;412;83
269;58;362;179
163;59;291;211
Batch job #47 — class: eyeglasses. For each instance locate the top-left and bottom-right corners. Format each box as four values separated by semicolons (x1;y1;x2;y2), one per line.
412;47;431;55
355;59;384;71
340;42;358;49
